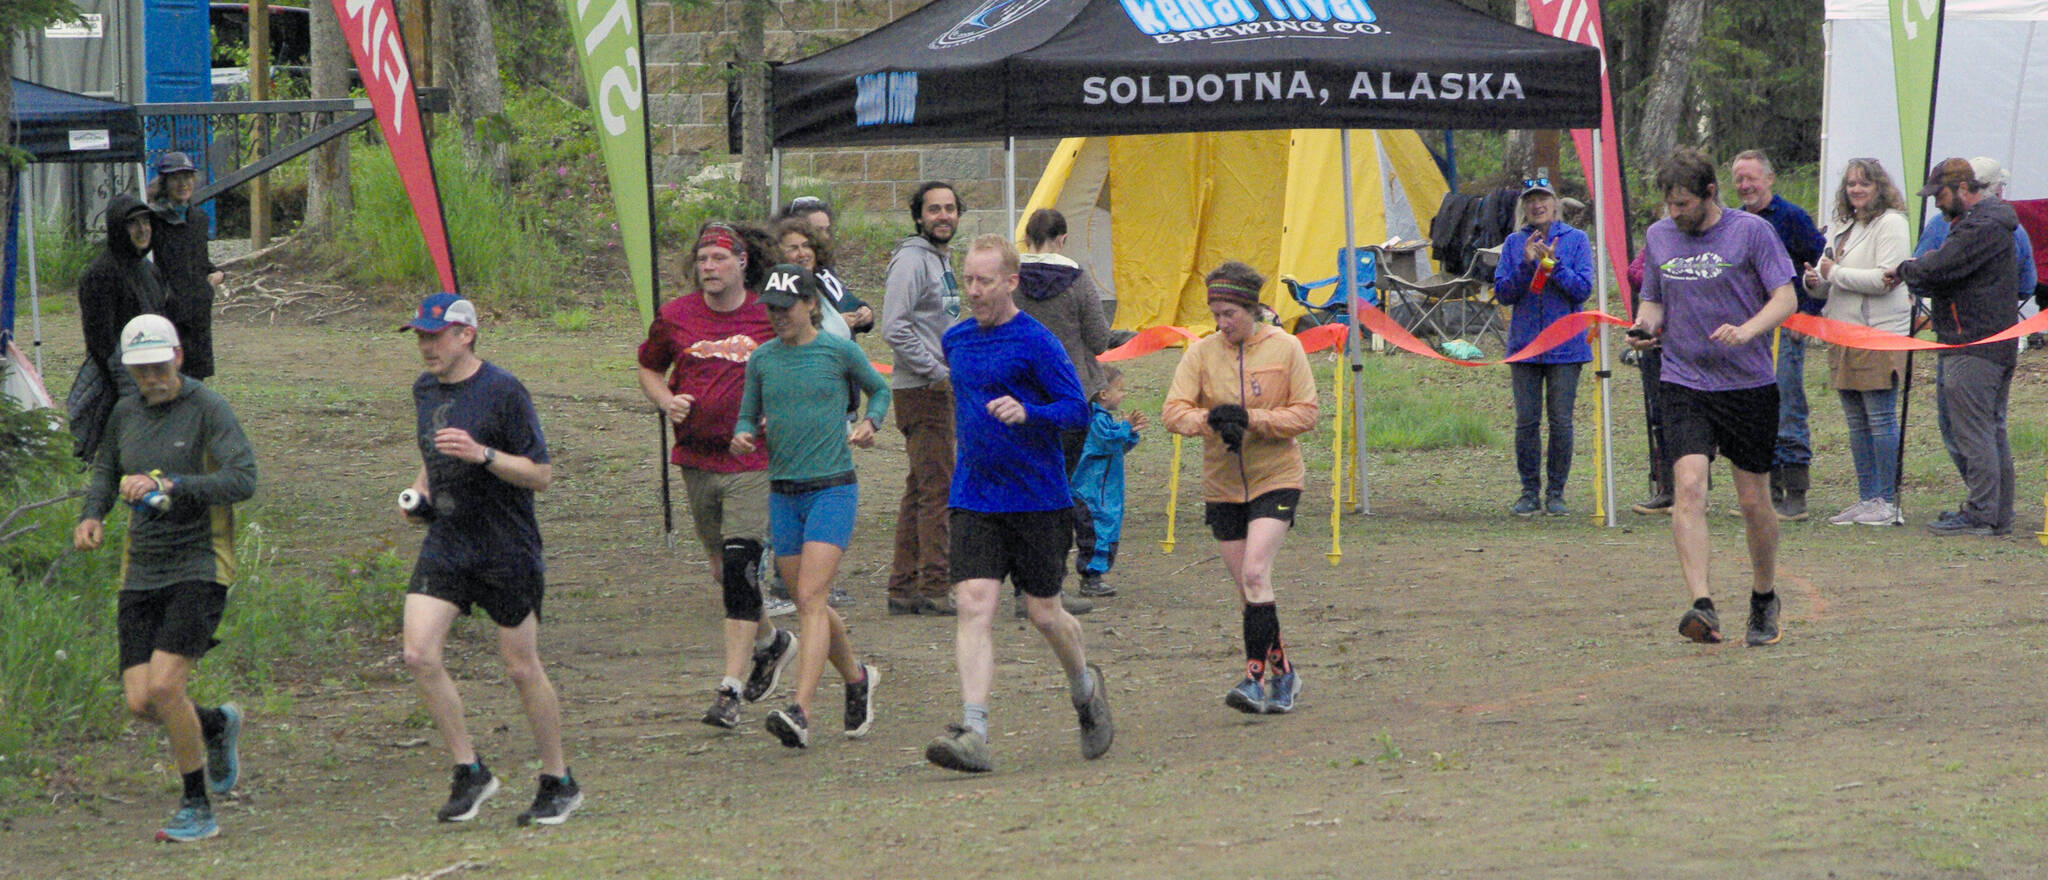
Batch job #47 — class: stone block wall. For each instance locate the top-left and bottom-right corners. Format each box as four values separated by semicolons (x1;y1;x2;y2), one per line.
641;0;1058;233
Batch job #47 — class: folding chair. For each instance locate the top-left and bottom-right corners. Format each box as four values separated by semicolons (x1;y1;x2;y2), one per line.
1376;243;1506;349
1280;248;1379;335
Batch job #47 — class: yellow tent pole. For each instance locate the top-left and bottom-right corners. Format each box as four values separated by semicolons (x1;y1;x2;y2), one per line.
1161;434;1182;553
1328;355;1344;566
1589;361;1608;521
2036;472;2047;546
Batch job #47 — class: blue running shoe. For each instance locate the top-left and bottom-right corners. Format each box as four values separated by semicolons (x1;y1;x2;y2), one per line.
1264;671;1301;714
206;703;242;794
155;799;219;842
1224;677;1266;715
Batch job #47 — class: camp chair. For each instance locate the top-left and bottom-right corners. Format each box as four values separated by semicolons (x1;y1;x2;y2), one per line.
1378;243;1505;349
1280;249;1378;335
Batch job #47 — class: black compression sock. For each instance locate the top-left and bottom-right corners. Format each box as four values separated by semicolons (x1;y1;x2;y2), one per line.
1693;597;1714;612
1244;602;1279;677
181;768;208;803
196;706;226;740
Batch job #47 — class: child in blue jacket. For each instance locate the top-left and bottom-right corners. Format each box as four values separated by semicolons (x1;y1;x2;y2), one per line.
1071;366;1144;596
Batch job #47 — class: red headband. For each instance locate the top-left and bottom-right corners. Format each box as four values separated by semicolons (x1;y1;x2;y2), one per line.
697;226;741;256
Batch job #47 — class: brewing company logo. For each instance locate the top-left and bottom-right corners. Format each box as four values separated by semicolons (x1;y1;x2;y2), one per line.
931;0;1065;49
1118;0;1379;43
1659;254;1733;282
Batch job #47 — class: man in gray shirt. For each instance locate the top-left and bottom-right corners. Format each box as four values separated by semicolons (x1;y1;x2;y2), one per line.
881;181;963;616
74;314;257;843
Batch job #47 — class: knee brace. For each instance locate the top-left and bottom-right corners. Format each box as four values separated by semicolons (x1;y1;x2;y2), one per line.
720;538;764;621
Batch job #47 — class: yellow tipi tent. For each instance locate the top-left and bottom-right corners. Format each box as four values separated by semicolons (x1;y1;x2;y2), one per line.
1016;129;1450;333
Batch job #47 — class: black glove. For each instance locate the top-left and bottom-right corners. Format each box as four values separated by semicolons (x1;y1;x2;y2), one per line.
1206;403;1249;454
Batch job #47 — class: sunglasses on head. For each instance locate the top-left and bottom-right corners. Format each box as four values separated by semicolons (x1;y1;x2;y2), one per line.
1523;177;1551;190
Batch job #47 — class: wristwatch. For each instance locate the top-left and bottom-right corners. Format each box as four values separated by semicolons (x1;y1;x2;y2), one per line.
482;447;498;466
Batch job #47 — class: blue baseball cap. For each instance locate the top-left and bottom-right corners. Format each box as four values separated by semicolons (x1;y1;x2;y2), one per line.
399;293;478;333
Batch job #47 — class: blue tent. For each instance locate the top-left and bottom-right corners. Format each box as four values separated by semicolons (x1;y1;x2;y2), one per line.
6;78;143;356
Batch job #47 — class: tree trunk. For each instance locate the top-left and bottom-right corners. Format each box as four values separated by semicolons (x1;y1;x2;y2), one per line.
434;0;508;186
1499;0;1536;184
303;0;352;238
1633;0;1707;168
736;0;769;212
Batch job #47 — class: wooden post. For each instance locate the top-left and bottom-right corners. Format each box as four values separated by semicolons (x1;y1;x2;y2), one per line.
249;0;272;248
401;0;432;143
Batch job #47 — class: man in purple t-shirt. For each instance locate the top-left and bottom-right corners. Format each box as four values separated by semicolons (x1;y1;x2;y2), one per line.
1628;149;1798;648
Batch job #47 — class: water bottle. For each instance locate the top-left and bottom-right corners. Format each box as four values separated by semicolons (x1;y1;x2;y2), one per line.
1530;255;1556;294
399;488;437;521
132;490;171;513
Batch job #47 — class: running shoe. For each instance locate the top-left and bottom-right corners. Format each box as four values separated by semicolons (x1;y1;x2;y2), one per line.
1630;492;1673;516
1827;498;1872;525
765;705;810;749
1510;493;1540;517
205;702;242;794
763;594;797;617
1678;605;1722;644
435;763;499;822
155;798;218;842
1075;664;1113;760
1745;592;1782;647
743;629;798;703
1851;500;1903;527
1927;515;1995;537
1543;495;1569;517
925;724;993;773
516;772;583;827
1077;574;1117;598
1225;676;1267;715
700;686;742;730
1264;670;1301;714
844;663;879;739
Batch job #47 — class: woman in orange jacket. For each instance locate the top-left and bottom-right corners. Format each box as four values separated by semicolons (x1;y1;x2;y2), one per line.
1163;261;1319;716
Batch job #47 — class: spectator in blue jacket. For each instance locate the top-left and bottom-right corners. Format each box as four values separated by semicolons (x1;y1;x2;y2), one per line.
1732;150;1827;521
1494;178;1594;516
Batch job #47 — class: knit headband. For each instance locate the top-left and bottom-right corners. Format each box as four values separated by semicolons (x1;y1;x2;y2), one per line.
1206;279;1262;308
697;224;741;256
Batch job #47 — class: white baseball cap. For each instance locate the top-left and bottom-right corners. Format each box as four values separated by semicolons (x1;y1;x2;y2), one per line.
1967;156;2008;188
119;314;180;365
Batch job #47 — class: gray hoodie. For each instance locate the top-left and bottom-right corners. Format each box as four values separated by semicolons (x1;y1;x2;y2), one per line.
882;234;959;389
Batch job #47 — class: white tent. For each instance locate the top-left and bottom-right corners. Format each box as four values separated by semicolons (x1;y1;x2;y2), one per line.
1821;0;2048;216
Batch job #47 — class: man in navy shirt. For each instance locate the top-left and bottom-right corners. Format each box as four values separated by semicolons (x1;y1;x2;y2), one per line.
399;293;582;826
923;235;1114;774
1731;150;1826;521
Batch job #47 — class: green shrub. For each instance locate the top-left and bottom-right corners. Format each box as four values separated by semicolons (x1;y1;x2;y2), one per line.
11;219;98;304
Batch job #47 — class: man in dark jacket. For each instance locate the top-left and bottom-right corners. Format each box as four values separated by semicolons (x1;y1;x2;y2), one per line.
1887;157;2020;537
148;152;224;379
77;194;167;403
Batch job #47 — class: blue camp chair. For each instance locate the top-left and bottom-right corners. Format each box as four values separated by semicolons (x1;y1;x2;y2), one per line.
1281;248;1378;334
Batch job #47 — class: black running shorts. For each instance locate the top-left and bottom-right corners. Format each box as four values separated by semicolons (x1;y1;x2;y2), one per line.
948;508;1071;598
1205;488;1302;542
1658;381;1778;475
409;566;544;628
117;581;228;670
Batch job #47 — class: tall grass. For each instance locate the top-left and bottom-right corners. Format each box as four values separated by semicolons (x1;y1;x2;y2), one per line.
10;220;99;305
1350;356;1500;451
338;138;567;309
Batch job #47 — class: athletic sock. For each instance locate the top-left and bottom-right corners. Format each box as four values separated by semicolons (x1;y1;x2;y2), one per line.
1068;666;1094;706
962;703;989;743
720;676;744;694
196;706;226;740
1267;635;1293;676
181;768;208;803
1693;597;1714;612
1244;602;1279;679
1751;589;1775;606
755;628;779;650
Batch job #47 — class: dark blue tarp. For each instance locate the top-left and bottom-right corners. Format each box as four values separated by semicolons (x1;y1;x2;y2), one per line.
10;77;145;164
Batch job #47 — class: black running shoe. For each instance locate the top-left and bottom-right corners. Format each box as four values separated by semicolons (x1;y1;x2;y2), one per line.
700;686;742;730
743;629;797;703
1075;664;1113;760
844;663;879;739
516;772;583;827
925;724;992;773
1678;606;1722;644
436;763;499;822
765;705;810;749
1745;592;1782;646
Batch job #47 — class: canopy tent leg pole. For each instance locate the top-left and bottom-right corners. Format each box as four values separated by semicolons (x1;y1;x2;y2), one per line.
770;148;781;214
25;172;42;376
1593;129;1617;528
1341;129;1369;515
1005;137;1017;237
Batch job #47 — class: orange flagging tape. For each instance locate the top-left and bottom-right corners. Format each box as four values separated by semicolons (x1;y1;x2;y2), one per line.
1100;324;1202;361
1783;309;2048;351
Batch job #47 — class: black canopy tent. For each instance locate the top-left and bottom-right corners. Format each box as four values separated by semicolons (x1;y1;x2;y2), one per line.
769;0;1622;522
6;79;146;379
771;0;1602;146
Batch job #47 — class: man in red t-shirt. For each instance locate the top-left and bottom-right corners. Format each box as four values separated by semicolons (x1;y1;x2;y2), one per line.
637;222;797;730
